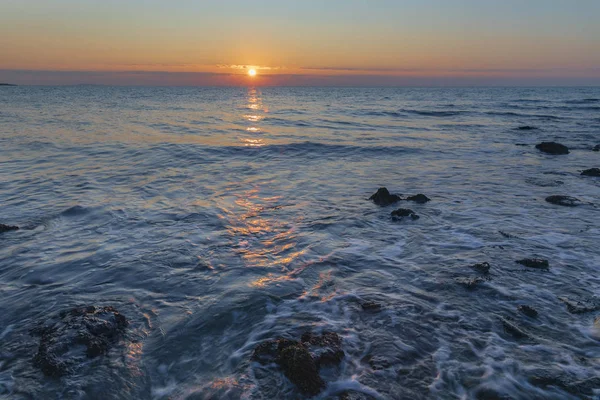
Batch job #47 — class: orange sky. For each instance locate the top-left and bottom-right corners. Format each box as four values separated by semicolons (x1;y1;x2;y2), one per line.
1;1;599;85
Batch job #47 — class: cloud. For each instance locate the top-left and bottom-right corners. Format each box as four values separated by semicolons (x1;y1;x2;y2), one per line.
216;64;283;71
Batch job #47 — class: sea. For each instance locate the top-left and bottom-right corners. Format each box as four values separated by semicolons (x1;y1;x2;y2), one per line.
1;86;599;399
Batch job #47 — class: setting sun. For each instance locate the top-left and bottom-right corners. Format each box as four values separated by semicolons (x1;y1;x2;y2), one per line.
248;68;257;77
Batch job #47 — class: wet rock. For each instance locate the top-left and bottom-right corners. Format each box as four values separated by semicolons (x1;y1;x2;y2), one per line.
545;195;582;207
455;277;486;290
277;343;325;396
33;306;128;377
405;194;431;204
253;332;344;396
500;317;530;339
518;305;538;318
362;354;392;370
369;187;401;206
516;126;538;131
516;258;549;269
301;332;345;368
535;141;569;155
360;301;382;312
593;144;599;152
470;262;491;274
581;168;600;177
391;208;419;220
0;223;19;233
559;297;600;314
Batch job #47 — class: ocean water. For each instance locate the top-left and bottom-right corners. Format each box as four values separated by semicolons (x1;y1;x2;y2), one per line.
0;86;599;399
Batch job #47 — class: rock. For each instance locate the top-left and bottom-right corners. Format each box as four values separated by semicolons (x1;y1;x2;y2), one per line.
516;258;549;269
277;343;325;396
252;332;344;396
545;195;582;207
33;306;128;377
369;187;401;206
593;145;599;152
391;208;419;220
362;354;392;370
360;301;382;312
518;305;538;318
0;224;19;233
405;194;431;204
455;277;486;290
558;297;600;314
535;142;569;155
581;168;600;177
470;262;491;274
516;126;538;131
301;332;345;368
500;317;530;339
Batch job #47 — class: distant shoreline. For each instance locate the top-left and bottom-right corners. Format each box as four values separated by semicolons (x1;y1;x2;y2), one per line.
0;83;17;86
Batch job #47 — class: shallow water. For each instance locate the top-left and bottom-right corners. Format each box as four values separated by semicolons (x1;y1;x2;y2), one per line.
1;86;600;399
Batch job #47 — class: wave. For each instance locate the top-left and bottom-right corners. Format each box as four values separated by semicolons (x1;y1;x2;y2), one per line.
357;109;468;118
484;111;564;120
565;98;599;104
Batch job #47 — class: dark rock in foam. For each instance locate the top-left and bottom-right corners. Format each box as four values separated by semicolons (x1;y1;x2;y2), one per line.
360;301;382;312
470;262;491;274
516;258;549;269
252;332;344;396
581;168;600;177
391;208;419;220
405;193;431;203
369;187;401;206
559;297;600;314
535;141;570;155
593;144;599;152
518;305;538;318
545;195;582;207
33;306;128;377
0;223;19;233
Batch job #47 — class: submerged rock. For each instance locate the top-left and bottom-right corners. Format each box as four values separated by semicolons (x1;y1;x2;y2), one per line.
593;145;599;152
33;306;128;377
581;168;600;177
545;195;582;207
362;354;393;370
455;277;486;290
360;301;382;312
528;372;600;398
516;258;549;269
252;332;344;396
535;141;570;155
391;208;419;220
339;391;377;400
369;187;401;206
500;317;530;339
518;305;538;318
516;126;538;131
405;194;431;204
559;297;600;314
470;262;491;274
0;223;19;233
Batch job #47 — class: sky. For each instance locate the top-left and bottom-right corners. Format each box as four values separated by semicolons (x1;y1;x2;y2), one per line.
1;0;599;86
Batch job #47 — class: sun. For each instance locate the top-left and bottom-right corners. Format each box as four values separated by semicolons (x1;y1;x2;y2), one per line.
248;68;257;77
